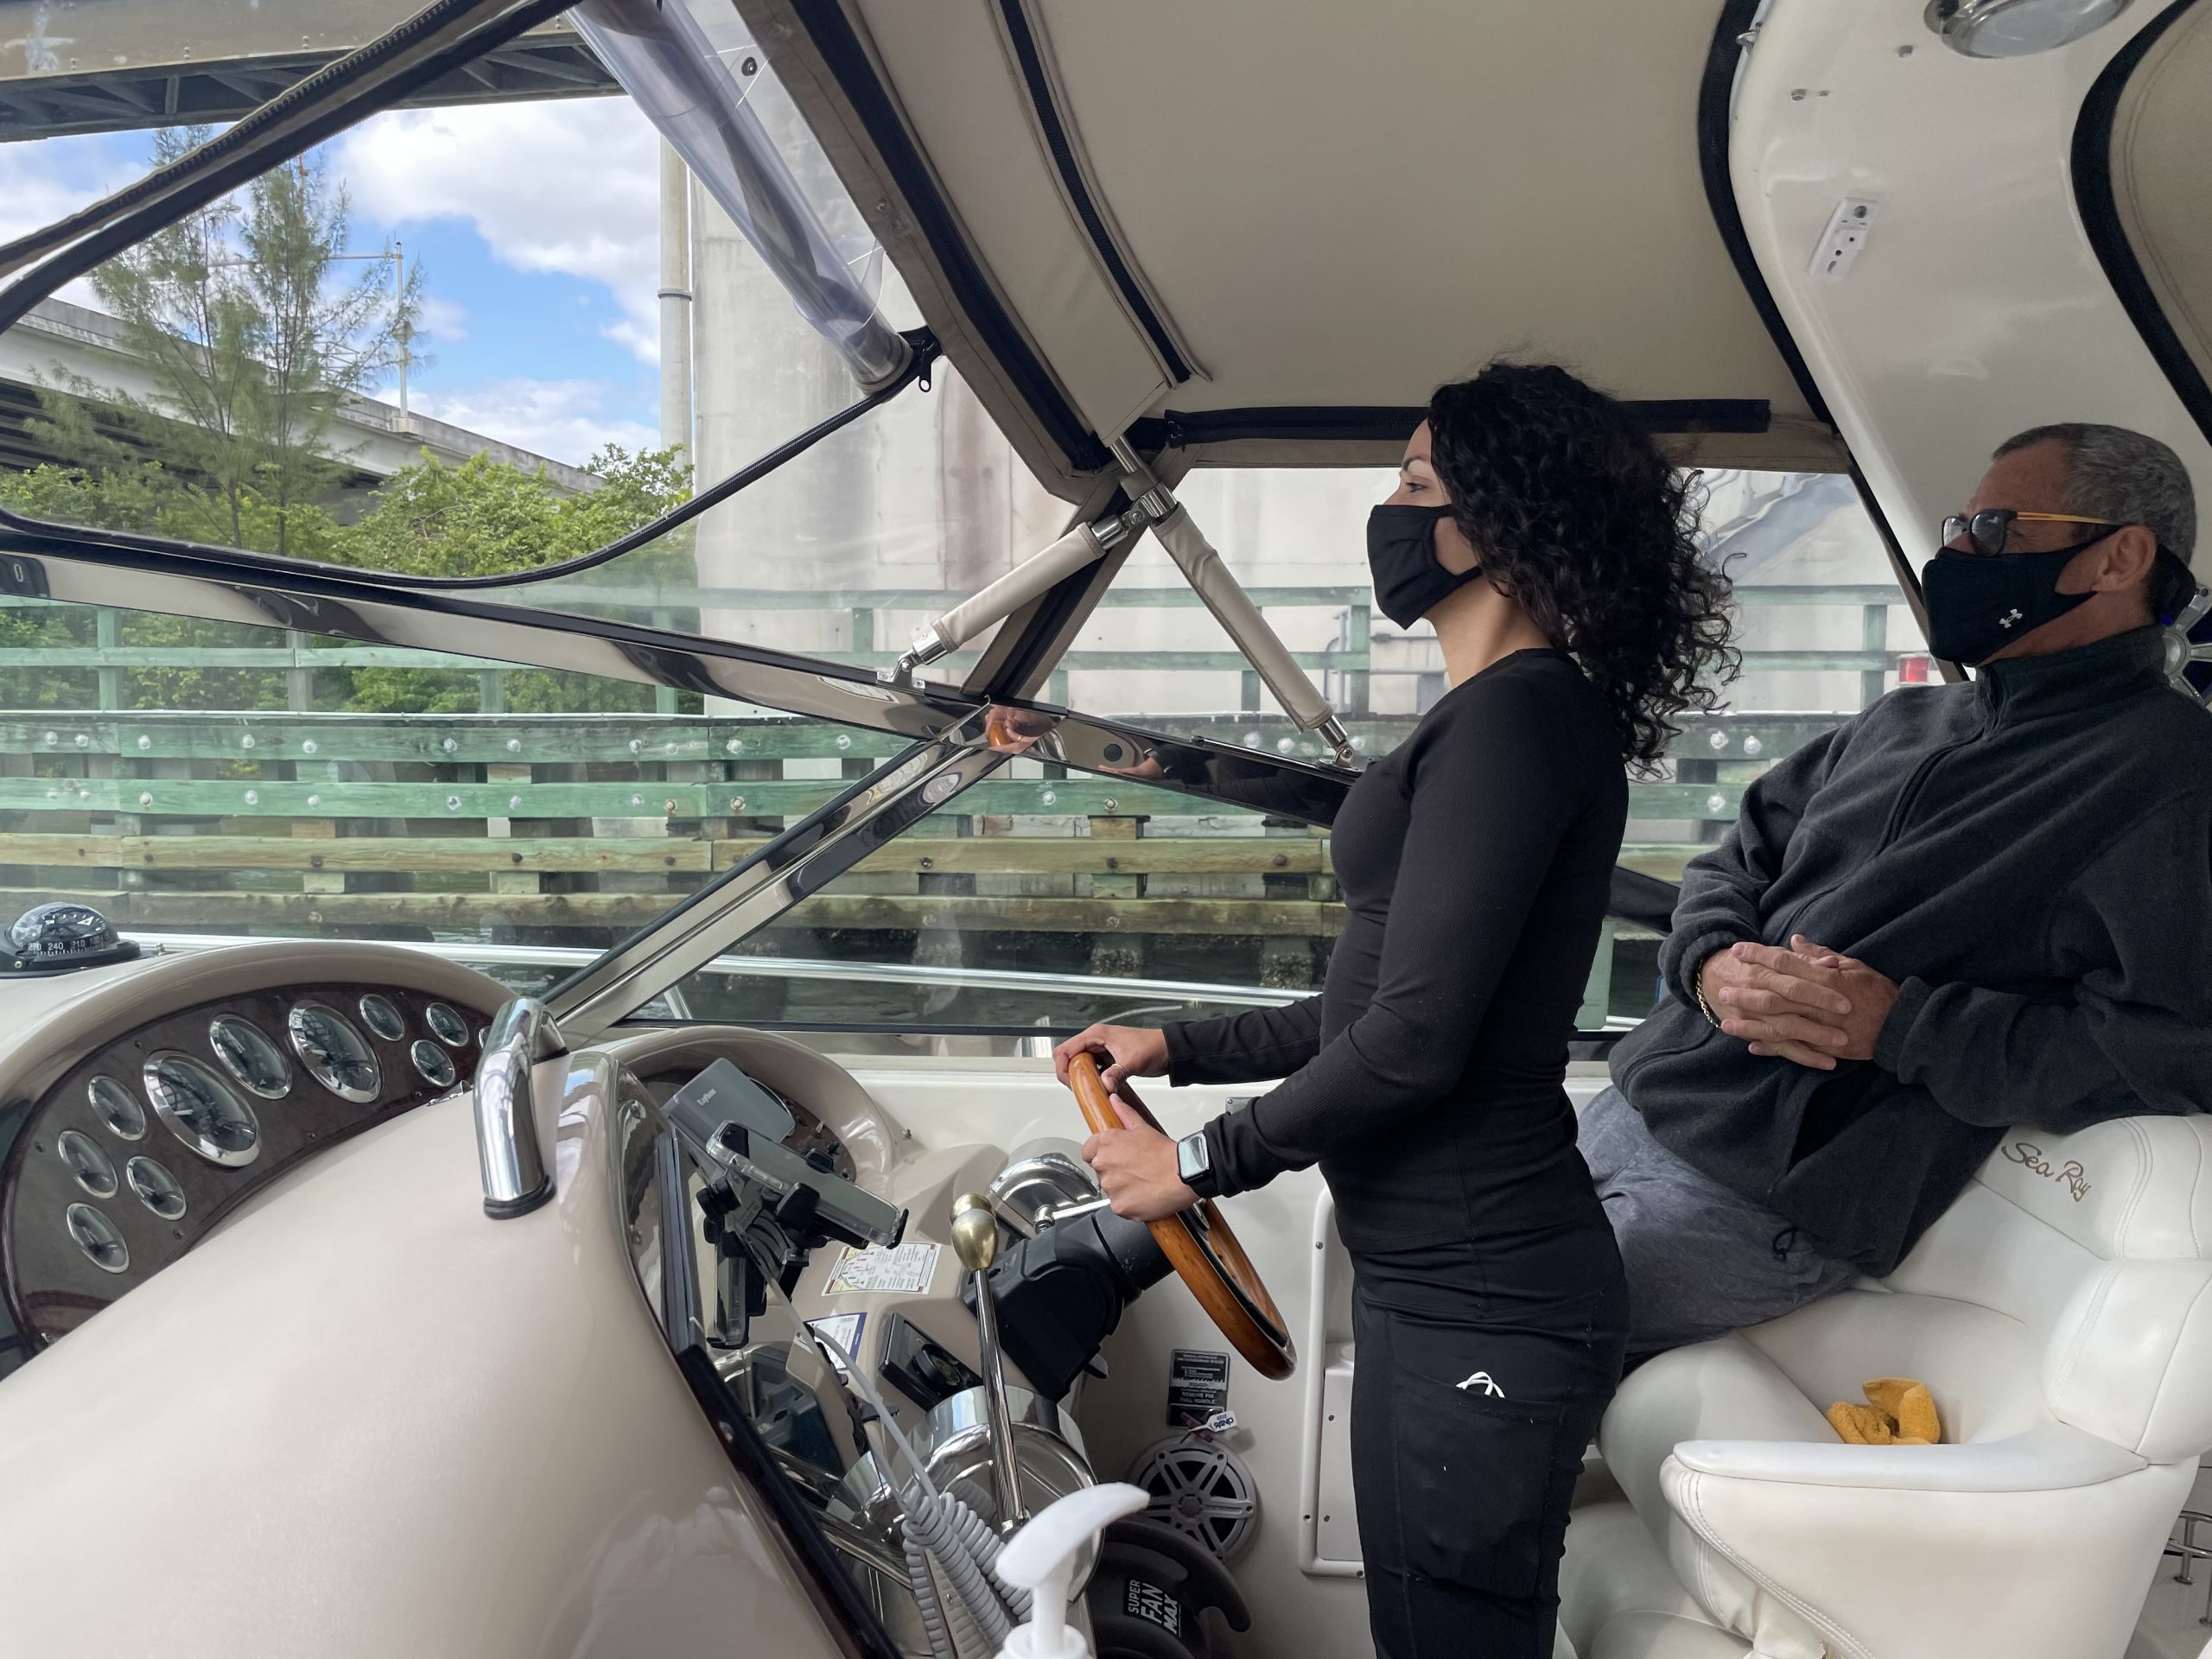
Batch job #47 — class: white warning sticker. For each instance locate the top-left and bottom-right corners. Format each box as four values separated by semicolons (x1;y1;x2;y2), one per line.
807;1313;866;1370
824;1240;941;1296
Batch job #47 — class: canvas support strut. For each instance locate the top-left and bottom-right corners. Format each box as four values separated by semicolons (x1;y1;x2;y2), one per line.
1109;436;1357;766
884;439;1357;769
887;510;1146;682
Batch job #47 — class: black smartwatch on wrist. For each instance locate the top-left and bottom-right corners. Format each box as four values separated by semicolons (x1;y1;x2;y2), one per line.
1176;1129;1221;1200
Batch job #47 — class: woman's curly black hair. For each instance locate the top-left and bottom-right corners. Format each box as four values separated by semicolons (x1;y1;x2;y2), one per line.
1427;362;1738;772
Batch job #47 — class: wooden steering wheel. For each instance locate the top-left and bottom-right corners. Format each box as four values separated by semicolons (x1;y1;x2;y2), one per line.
1067;1053;1296;1381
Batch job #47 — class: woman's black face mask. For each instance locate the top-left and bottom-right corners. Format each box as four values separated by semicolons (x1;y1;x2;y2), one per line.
1367;504;1478;628
1919;535;2101;666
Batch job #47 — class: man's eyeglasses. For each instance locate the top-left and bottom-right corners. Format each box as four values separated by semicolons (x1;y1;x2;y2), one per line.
1940;509;2126;557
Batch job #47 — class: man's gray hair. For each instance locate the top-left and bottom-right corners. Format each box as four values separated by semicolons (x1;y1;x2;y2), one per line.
1994;422;2196;565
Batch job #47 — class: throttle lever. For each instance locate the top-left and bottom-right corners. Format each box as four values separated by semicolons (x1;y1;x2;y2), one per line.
953;1191;1027;1528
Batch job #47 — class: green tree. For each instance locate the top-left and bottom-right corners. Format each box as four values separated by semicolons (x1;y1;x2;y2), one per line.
327;442;691;579
320;442;692;712
27;130;416;557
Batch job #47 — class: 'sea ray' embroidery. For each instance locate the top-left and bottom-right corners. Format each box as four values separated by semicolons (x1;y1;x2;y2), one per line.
2002;1141;2091;1202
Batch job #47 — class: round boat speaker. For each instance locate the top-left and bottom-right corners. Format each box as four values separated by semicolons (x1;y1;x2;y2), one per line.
1128;1436;1259;1561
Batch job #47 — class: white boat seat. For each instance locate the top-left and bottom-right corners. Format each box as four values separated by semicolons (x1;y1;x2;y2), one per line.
1560;1114;2212;1659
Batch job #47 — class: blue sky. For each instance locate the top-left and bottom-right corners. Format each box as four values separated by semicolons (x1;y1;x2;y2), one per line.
0;99;669;466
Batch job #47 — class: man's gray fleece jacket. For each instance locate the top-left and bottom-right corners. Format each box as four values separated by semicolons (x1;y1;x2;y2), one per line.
1611;627;2212;1275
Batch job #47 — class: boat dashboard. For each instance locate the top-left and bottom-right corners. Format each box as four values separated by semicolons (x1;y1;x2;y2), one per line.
0;941;510;1359
0;938;1240;1652
595;1022;1179;1649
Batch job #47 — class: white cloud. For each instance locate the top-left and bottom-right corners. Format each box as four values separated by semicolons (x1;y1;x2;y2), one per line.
0;132;149;306
0;131;142;245
397;377;656;468
602;315;657;364
415;293;469;344
334;101;662;363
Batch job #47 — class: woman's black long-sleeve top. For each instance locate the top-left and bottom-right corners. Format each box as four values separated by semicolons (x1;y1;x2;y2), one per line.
1164;648;1628;1254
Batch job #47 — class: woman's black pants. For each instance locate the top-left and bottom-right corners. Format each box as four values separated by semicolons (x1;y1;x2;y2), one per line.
1350;1222;1629;1658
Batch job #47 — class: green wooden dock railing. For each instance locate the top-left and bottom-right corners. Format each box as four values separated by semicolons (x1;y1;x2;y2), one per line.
0;583;1911;1018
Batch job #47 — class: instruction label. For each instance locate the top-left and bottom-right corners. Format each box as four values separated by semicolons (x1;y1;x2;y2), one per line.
824;1240;940;1296
1166;1348;1231;1427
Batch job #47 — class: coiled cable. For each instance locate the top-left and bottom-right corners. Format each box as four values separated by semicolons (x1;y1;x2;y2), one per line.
943;1491;1033;1619
903;1527;957;1659
904;1482;1017;1649
807;1324;1034;1655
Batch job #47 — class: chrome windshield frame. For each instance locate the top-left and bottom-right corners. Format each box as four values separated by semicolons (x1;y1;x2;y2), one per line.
0;533;1351;803
0;0;944;604
0;0;1334;811
0;0;573;311
0;1;1675;1039
545;719;1009;1037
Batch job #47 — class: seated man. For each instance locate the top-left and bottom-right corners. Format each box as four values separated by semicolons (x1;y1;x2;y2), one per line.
1590;422;2212;1358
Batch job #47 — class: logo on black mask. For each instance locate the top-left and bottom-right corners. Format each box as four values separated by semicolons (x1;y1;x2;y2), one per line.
1919;536;2103;665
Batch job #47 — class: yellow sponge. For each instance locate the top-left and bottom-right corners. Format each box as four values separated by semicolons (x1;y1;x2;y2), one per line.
1827;1378;1942;1446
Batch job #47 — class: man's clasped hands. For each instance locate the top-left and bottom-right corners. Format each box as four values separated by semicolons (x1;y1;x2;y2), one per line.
1699;935;1902;1072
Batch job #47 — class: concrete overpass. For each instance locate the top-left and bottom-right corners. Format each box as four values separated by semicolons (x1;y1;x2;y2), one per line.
0;6;615;142
0;296;599;490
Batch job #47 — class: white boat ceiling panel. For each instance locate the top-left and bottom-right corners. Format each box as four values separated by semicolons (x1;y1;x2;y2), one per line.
2112;2;2212;408
1729;0;2212;580
762;0;1835;488
851;0;1172;441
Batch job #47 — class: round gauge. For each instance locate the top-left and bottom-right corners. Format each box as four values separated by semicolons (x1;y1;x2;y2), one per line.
287;1003;380;1103
56;1128;118;1198
86;1075;145;1141
124;1155;187;1220
410;1040;457;1089
208;1015;291;1099
359;993;406;1042
143;1054;262;1167
423;1001;470;1048
64;1204;129;1274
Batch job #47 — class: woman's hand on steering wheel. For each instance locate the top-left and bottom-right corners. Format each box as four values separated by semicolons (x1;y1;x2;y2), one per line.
1080;1095;1198;1223
1052;1022;1170;1092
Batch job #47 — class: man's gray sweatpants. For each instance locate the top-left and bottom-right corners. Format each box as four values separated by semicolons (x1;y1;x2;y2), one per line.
1579;1087;1859;1358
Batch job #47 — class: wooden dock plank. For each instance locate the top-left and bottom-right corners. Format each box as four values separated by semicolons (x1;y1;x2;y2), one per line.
0;887;1346;937
0;775;1750;821
0;834;1332;877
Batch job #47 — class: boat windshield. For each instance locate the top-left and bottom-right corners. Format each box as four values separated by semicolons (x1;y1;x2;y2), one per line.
0;465;1911;1042
0;31;917;581
0;17;1922;1045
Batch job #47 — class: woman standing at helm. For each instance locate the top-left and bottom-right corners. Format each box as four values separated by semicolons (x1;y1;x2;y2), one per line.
1061;361;1734;1659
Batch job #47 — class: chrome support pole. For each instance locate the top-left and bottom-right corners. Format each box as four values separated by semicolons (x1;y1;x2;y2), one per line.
474;996;565;1219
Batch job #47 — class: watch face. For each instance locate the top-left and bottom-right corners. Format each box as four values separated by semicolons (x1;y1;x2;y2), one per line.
1177;1133;1210;1181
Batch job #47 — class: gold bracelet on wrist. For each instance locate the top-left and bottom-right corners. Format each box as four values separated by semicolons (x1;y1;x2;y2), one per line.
1693;955;1726;1028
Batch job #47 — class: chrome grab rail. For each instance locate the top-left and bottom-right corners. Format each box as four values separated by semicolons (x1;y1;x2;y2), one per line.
474;996;565;1219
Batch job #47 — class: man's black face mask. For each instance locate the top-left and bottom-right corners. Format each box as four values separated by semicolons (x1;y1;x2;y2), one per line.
1367;504;1477;629
1919;536;2102;665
